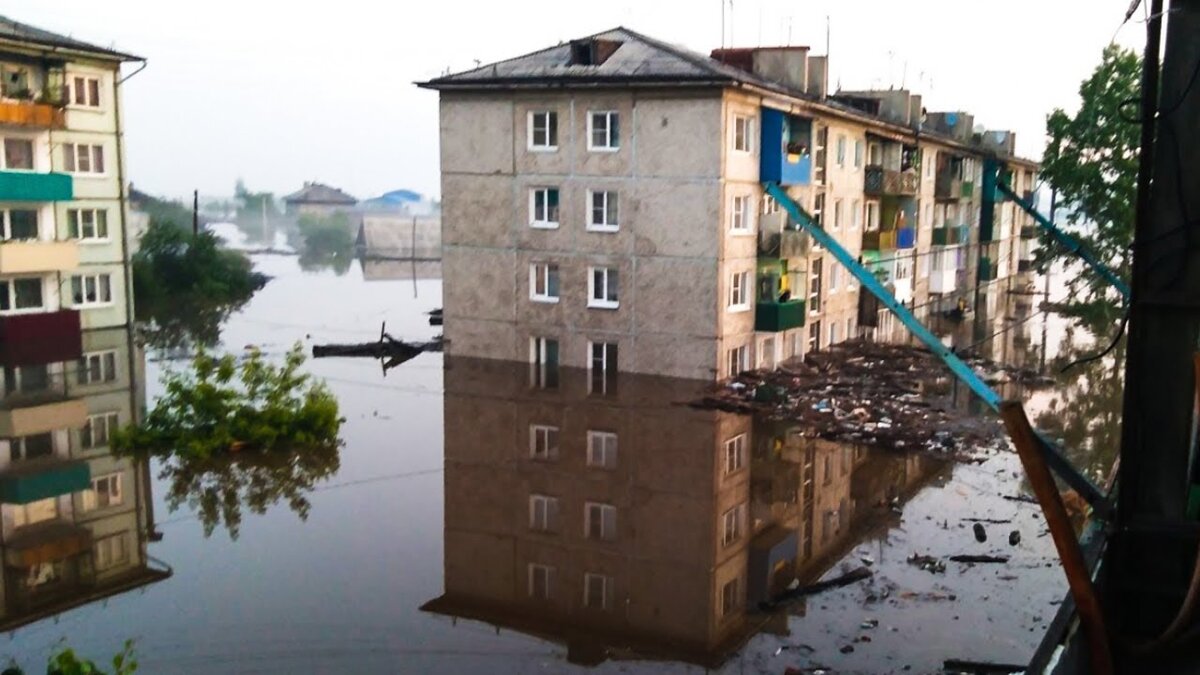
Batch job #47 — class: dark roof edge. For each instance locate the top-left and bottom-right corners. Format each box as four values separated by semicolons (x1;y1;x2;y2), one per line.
0;34;143;63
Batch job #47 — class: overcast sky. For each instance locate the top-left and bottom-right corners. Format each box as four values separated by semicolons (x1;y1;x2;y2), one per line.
8;0;1146;201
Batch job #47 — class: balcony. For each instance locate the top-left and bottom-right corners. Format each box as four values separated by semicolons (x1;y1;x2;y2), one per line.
979;257;999;282
864;166;920;197
760;108;812;186
935;172;963;202
0;100;65;130
3;521;91;569
0;310;82;367
1020;225;1037;240
758;219;810;259
891;277;913;303
930;268;957;294
755;299;806;332
0;172;72;202
896;226;916;249
861;229;897;252
0;240;78;274
961;181;975;199
0;458;90;505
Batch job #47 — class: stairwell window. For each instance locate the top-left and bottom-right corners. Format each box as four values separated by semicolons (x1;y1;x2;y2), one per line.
587;430;618;469
0;209;37;240
528;563;554;600
728;271;749;311
727;345;748;377
3;138;33;170
81;411;119;450
585;502;617;541
64;143;104;174
588;190;619;232
67;209;109;242
730;194;753;234
530;424;560;461
70;75;101;108
733;115;754;153
530;263;560;303
587;267;619;309
724;434;746;474
835;135;847;168
588;111;620;151
94;533;129;571
529;188;560;228
528;111;558;151
71;273;112;307
529;494;559;532
852;199;862;229
78;350;117;385
82;473;122;511
832;199;842;230
584;573;613;609
853;139;864;169
0;278;43;313
722;502;747;547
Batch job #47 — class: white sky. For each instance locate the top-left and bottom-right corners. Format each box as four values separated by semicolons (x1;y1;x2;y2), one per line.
8;0;1146;201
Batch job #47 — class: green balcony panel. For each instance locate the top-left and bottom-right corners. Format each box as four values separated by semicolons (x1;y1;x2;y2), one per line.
0;461;90;505
755;300;806;332
0;172;73;202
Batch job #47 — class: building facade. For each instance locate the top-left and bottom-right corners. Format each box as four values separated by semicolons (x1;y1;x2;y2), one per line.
420;28;1039;382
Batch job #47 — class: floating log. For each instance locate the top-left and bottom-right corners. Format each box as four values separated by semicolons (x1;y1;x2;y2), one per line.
312;322;443;370
949;554;1009;564
758;566;873;611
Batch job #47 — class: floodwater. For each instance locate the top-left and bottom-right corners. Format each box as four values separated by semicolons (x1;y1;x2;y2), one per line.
0;246;1118;674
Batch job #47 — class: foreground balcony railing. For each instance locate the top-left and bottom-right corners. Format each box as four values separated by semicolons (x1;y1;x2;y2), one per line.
755;299;806;332
864;166;919;197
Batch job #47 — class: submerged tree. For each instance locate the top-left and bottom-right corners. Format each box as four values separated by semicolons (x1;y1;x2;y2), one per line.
112;345;343;538
1040;44;1141;324
294;212;355;276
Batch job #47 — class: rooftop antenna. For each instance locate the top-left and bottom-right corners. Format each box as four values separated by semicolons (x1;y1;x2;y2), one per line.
901;60;907;89
721;0;725;50
758;0;763;45
729;0;735;48
787;17;793;46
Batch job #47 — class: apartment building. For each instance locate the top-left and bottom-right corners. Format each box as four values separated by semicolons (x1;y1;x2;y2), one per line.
0;19;166;628
420;28;1038;381
424;357;948;667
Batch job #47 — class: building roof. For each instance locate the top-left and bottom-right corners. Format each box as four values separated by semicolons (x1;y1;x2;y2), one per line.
0;15;143;62
417;27;1039;168
283;182;357;206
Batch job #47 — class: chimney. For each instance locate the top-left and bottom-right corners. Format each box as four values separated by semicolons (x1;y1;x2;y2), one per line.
805;55;828;99
713;47;810;93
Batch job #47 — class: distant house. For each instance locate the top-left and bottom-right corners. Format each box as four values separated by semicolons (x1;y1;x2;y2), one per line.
359;189;438;216
282;181;357;217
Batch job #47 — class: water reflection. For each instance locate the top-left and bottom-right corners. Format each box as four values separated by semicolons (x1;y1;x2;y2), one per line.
0;326;168;631
424;358;950;668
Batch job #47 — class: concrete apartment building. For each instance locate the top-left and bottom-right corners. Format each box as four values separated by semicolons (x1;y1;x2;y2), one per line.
421;28;1039;381
0;18;168;626
424;358;948;667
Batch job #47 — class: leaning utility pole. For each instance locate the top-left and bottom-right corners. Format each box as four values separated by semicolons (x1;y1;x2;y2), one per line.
1110;0;1200;650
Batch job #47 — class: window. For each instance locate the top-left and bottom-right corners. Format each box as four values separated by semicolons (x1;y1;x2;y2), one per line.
812;192;825;229
83;473;122;511
66;209;109;241
530;337;559;388
722;503;746;547
0;278;43;313
832;199;842;230
0;209;37;241
724;434;746;474
730;194;752;233
923;203;933;229
733;115;754;152
835;135;846;167
851;199;862;229
587;431;618;469
528;564;554;600
81;412;119;450
3;138;32;170
63;143;104;174
528;111;558;150
727;345;748;377
3;364;49;397
721;577;741;617
846;317;855;340
868;142;883;166
865;202;880;230
829;322;839;345
763;194;779;214
530;263;560;303
588;190;619;231
71;274;113;307
853;139;863;169
78;351;117;385
71;75;101;107
584;573;613;609
589;341;617;375
924;150;934;178
8;433;52;462
587;267;619;308
529;188;560;227
94;533;129;571
530;425;559;461
813;125;827;185
585;502;617;541
12;497;58;529
728;271;749;310
809;258;823;314
529;494;559;532
829;264;840;293
588;111;619;151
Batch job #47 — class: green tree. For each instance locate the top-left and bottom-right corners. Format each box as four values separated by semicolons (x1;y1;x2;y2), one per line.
295;212;355;275
234;179;282;243
1040;44;1142;324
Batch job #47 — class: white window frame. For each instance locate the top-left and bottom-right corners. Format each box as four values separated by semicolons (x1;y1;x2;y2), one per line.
586;430;618;469
81;411;119;450
728;271;749;311
1;136;34;171
529;262;560;303
528;187;560;228
866;202;880;231
851;199;862;229
587;266;619;309
528;110;558;151
835;135;846;167
78;350;118;385
68;74;102;109
583;572;612;610
730;194;753;234
93;532;129;571
721;577;741;617
763;194;779;214
63;143;105;175
924;149;935;178
585;502;617;541
829;322;839;346
528;563;553;599
529;424;559;461
587;190;619;232
529;494;558;531
71;273;113;308
846;317;855;340
588;340;617;374
853;139;863;169
722;503;746;547
829;263;840;293
732;114;754;153
0;208;39;241
832;198;842;230
727;345;748;377
0;277;44;315
723;434;746;474
82;472;123;511
67;208;110;242
587;110;619;151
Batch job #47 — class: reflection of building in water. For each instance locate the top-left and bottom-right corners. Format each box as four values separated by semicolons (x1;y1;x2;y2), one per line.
424;358;949;667
0;330;166;628
359;259;442;284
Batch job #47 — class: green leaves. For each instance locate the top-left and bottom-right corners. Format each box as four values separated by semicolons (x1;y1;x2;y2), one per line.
1041;44;1141;322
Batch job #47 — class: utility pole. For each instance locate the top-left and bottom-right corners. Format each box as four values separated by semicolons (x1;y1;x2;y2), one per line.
192;189;198;237
1041;188;1056;373
1109;0;1200;649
